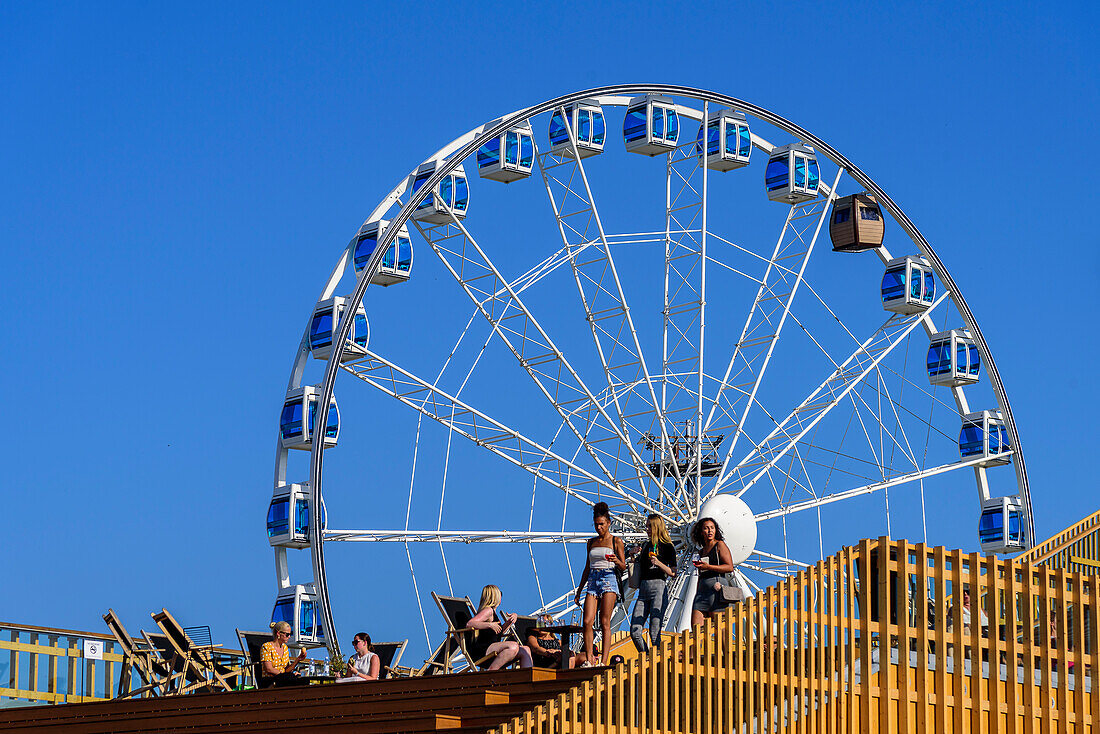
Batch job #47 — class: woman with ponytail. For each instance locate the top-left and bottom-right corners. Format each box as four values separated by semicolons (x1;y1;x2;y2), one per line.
573;501;625;666
258;620;307;688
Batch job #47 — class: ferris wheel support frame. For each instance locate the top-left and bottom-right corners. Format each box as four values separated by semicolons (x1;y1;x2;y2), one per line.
295;84;1031;659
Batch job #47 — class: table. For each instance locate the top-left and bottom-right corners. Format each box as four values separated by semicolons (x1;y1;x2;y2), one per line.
300;675;337;685
539;625;585;670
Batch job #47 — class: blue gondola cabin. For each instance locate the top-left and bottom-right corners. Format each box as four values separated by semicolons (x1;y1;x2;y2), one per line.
280;385;339;451
623;94;679;156
477;123;534;183
765;143;819;203
272;584;325;647
309;297;369;362
353;220;412;286
697;108;752;172
549;100;605;159
926;329;980;387
978;496;1026;554
410;161;469;225
830;193;884;252
958;410;1011;467
881;255;935;314
267;483;324;549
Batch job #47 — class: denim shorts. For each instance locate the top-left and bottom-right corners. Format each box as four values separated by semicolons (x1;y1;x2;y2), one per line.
586;568;619;597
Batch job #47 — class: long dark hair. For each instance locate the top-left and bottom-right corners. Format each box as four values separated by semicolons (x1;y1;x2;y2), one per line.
691;517;724;546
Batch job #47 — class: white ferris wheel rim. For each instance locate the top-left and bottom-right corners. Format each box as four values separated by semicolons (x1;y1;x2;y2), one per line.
275;84;1032;658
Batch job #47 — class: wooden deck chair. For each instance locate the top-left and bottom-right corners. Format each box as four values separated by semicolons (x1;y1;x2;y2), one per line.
510;615;539;646
141;631;210;695
416;638;456;677
151;608;239;692
368;640;407;679
237;629;271;687
424;593;479;674
430;592;517;672
102;609;170;698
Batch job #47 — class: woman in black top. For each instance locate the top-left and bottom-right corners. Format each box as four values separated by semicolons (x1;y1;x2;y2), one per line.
466;584;533;670
629;514;677;652
690;517;734;626
526;614;576;668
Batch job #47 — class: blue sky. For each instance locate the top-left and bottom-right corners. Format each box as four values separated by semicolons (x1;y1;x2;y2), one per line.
2;2;1097;663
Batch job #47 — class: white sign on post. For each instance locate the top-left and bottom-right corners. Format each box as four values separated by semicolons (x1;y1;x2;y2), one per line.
83;639;104;660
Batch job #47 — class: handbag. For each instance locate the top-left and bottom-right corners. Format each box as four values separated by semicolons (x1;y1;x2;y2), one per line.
626;557;643;589
718;574;745;603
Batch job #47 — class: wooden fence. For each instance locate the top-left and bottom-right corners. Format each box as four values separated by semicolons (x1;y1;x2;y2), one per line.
1018;508;1100;575
0;622;126;705
496;537;1100;733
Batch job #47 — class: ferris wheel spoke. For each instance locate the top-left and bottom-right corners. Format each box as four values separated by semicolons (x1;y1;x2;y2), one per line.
537;111;674;479
409;204;659;503
782;304;961;453
323;529;647;543
751;452;1004;523
701;169;843;465
660;109;712;493
712;291;950;499
340;351;660;514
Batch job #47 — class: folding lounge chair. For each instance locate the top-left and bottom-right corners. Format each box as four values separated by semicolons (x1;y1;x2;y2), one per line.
102;609;171;698
368;640;408;680
430;592;520;673
237;629;272;687
152;608;241;692
142;631;211;696
511;615;539;646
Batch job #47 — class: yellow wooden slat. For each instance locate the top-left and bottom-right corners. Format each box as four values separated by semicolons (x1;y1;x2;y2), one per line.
0;639;125;662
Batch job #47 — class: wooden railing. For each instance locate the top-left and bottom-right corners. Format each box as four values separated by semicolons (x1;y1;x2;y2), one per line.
1018;508;1100;572
496;537;1100;733
0;622;127;704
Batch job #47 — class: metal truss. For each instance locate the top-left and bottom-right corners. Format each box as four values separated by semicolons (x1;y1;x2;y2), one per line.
341;351;665;518
323;529;648;543
536;113;675;504
409;209;661;504
721;291;951;498
703;169;843;480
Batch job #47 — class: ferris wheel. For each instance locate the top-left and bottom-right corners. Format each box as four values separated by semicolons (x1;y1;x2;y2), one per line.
265;84;1033;659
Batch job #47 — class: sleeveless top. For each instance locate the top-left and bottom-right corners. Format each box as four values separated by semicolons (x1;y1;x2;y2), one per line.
349;649;376;677
698;544;722;582
589;543;616;571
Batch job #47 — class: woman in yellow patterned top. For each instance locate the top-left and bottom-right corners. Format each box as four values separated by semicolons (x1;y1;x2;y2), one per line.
259;620;307;688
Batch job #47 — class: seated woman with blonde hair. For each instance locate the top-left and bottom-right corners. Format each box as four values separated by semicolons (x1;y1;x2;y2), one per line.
259;621;307;688
466;584;533;670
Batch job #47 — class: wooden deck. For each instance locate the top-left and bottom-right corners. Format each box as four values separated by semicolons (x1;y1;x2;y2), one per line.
0;666;601;733
9;514;1100;732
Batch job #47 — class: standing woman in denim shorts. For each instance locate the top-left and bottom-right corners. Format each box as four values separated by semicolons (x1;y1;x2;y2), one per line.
574;501;625;666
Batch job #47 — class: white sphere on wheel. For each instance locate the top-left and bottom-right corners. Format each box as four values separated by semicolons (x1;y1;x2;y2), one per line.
697;494;757;566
